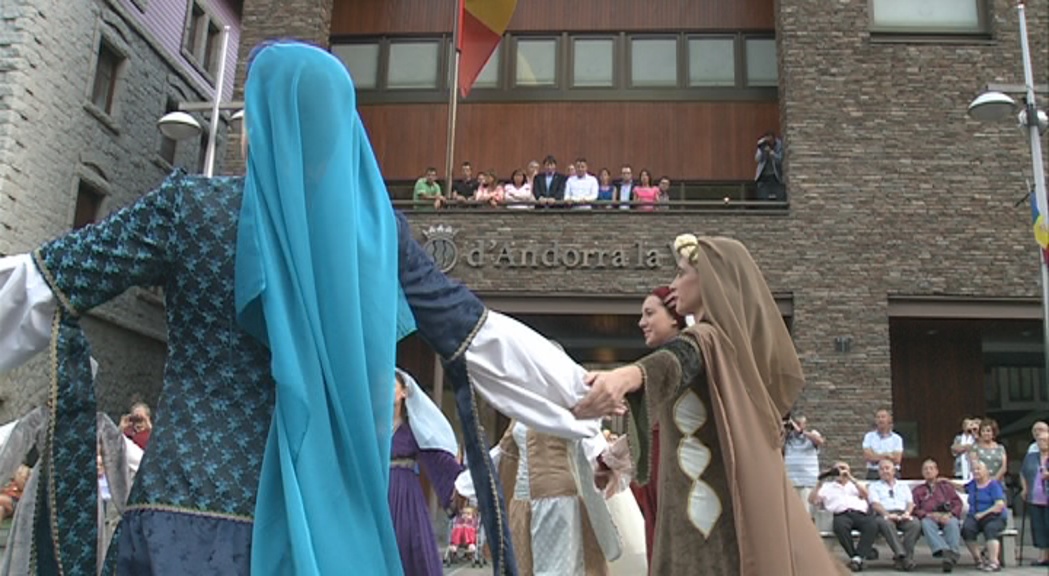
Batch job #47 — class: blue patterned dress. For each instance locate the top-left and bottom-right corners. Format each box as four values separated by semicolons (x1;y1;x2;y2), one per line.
30;169;519;575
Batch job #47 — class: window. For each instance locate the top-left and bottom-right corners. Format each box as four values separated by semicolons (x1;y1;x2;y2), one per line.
91;41;123;114
73;180;104;229
184;1;224;77
572;38;613;88
630;38;677;87
870;0;987;34
159;97;179;164
332;43;380;89
452;43;501;89
515;38;557;87
387;41;440;89
197;130;209;174
745;38;777;87
688;37;735;87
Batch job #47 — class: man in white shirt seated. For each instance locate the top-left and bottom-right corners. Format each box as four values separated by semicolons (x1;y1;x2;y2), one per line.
867;459;920;571
811;462;879;572
563;157;599;209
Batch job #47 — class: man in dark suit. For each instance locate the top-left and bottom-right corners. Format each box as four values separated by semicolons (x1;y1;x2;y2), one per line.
532;155;566;205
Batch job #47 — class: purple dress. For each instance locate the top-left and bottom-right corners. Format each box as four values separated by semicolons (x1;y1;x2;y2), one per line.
389;422;464;576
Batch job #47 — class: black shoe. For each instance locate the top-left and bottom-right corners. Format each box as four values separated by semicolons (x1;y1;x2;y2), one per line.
866;548;880;561
941;559;953;573
849;559;863;572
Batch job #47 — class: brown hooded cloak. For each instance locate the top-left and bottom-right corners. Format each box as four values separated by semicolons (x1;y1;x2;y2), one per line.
627;236;846;576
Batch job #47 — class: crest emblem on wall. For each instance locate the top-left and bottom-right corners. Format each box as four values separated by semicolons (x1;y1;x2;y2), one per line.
422;224;459;273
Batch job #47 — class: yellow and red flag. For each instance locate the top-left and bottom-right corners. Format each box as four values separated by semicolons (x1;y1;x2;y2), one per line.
1032;193;1049;263
457;0;516;98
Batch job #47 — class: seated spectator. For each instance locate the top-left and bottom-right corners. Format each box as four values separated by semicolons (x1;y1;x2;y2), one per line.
447;505;479;561
503;169;534;209
867;459;920;571
413;167;443;209
962;461;1008;572
633;169;660;212
120;401;153;450
1020;431;1049;567
473;171;504;207
912;458;964;572
0;465;29;521
596;168;615;207
811;461;879;572
533;155;566;205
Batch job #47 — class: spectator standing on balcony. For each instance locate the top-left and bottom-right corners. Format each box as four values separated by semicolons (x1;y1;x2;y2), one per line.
533;154;567;206
450;161;479;205
597;168;615;208
615;165;635;210
754;131;784;201
912;459;963;573
413;167;443;209
473;171;504;207
862;408;903;480
565;158;599;209
503;169;534;209
633;170;660;212
525;160;540;187
657;176;672;205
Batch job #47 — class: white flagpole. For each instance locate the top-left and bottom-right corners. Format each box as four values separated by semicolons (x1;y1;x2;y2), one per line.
444;1;462;199
203;26;231;178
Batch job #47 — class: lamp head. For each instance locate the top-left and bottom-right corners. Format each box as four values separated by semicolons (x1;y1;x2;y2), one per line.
230;109;244;132
1019;108;1049;135
157;111;203;141
967;91;1018;123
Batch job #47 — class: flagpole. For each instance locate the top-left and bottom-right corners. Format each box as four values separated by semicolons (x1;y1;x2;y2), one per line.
444;0;462;199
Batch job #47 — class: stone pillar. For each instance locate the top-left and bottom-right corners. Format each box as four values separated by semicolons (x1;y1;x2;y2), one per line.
220;0;334;175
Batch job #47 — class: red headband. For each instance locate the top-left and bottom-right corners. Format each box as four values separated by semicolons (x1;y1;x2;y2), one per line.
650;286;686;328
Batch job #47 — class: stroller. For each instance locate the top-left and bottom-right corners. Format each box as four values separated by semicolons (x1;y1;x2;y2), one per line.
443;503;487;567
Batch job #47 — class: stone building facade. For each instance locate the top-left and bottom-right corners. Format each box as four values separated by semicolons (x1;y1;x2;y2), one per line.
0;0;241;420
237;0;1049;475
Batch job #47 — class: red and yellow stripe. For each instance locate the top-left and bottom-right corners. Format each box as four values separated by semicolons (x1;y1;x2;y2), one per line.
457;0;517;97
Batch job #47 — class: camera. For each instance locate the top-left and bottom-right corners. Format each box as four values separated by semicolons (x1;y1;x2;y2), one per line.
818;467;843;481
938;502;952;513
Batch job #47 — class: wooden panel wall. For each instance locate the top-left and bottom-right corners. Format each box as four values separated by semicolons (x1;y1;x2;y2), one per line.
360;101;779;181
332;0;775;36
890;320;986;478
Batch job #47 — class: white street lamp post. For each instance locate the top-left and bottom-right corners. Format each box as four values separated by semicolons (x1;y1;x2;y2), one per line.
155;26;243;176
968;1;1049;390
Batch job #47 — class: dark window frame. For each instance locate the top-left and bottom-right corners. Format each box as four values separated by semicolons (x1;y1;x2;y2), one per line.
386;37;444;91
158;96;180;165
182;0;224;81
91;40;124;115
73;179;105;229
867;0;992;39
332;30;778;105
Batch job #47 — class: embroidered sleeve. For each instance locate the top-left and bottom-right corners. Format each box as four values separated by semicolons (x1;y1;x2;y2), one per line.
33;171;186;316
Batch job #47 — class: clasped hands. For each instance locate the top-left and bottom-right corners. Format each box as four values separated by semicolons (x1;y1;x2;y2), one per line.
572;365;644;420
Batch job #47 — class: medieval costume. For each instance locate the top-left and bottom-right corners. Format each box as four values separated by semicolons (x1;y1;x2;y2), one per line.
457;421;627;576
389;369;463;576
622;235;846;576
0;406;131;576
0;42;600;575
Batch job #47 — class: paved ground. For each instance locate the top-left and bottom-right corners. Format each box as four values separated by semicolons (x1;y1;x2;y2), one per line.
441;543;1049;575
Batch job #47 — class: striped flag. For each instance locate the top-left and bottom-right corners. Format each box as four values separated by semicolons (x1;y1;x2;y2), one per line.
1032;191;1049;262
457;0;517;98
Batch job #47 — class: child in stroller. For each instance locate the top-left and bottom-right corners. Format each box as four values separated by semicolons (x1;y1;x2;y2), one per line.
444;503;486;567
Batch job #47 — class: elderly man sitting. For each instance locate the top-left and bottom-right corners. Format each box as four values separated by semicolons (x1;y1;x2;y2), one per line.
812;461;879;572
868;459;921;571
911;458;963;572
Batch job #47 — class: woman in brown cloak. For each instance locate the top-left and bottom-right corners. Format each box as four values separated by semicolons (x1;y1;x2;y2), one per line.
575;234;847;576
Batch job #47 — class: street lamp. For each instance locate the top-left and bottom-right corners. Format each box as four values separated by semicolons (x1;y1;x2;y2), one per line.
155;25;242;177
967;0;1049;394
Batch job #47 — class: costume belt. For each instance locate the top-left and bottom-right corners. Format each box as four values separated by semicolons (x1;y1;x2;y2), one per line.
390;458;417;469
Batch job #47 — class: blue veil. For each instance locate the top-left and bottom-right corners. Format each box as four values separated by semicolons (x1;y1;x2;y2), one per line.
235;42;415;575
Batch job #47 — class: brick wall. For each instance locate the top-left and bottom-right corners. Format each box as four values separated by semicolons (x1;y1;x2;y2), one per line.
0;0;236;419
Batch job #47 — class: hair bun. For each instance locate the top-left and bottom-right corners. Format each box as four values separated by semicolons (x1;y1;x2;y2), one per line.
674;233;699;263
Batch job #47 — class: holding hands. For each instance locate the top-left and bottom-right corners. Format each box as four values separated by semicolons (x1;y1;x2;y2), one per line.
573;365;644;420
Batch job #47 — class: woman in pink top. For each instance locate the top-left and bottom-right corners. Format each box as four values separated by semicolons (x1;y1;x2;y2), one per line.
474;171;505;207
633;169;660;211
503;169;535;209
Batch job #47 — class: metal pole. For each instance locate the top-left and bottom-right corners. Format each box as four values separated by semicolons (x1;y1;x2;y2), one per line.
444;0;463;199
203;26;231;178
1017;1;1049;395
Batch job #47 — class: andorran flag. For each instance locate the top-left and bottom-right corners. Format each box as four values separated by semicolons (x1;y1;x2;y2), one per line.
457;0;517;98
1032;192;1049;263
